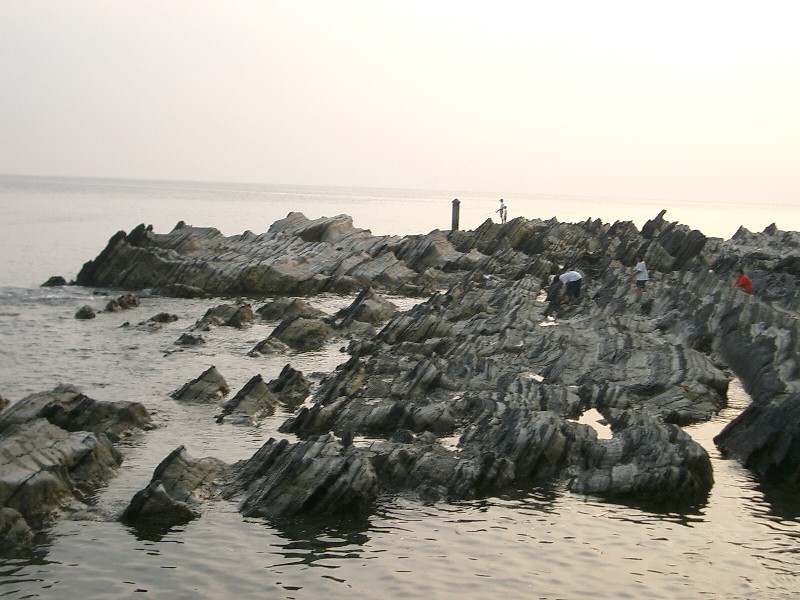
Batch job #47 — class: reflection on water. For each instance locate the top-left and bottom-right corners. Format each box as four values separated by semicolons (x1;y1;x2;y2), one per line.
262;513;373;569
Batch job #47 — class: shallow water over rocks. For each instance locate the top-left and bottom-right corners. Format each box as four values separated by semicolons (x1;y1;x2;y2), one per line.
1;285;799;599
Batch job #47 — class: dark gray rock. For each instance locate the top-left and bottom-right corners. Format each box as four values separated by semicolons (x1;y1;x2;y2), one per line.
134;312;179;332
0;384;150;546
0;384;152;442
0;507;34;554
275;264;726;506
0;419;122;548
170;366;229;402
267;364;311;410
156;283;207;298
149;312;179;323
226;434;378;518
75;305;96;319
248;336;291;356
104;293;140;312
41;275;67;287
75;215;449;296
569;410;713;504
122;480;198;526
332;287;398;327
196;303;254;329
175;332;205;346
269;316;334;351
72;211;800;504
256;298;326;321
122;445;228;527
217;375;279;425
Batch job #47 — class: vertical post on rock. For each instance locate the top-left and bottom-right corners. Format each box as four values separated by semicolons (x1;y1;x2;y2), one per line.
451;198;460;231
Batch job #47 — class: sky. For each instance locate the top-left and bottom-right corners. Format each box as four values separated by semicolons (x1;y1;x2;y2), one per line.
1;1;798;206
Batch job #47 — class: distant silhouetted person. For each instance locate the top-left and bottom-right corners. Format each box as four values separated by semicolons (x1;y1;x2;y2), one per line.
496;199;507;224
732;269;753;293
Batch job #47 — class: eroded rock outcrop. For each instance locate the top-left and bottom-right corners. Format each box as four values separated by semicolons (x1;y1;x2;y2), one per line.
267;364;311;410
170;366;230;402
72;211;800;517
195;302;254;329
332;286;398;327
76;215;424;295
0;385;152;552
104;293;140;312
216;375;279;425
256;297;326;321
268;316;334;351
122;445;228;528
226;434;379;518
0;384;152;442
569;409;713;501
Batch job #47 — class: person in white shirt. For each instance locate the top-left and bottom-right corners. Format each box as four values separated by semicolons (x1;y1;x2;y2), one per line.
496;199;508;224
632;256;649;294
558;269;582;303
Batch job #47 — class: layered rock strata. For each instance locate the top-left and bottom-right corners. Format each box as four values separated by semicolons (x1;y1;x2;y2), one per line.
71;211;800;521
0;385;152;552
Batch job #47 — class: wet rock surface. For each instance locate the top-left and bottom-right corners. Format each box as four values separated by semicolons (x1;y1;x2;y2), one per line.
170;366;230;402
0;385;152;552
122;445;228;528
216;375;279;425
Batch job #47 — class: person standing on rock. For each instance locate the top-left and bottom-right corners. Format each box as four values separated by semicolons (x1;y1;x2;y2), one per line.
559;269;582;304
496;199;508;224
632;255;649;294
732;268;753;293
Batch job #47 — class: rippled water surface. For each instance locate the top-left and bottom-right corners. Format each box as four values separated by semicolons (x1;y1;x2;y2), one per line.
1;286;799;599
2;176;800;598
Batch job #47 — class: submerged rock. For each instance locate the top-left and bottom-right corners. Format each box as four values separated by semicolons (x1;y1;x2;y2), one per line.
256;297;326;321
0;507;33;554
149;312;179;323
104;293;140;312
267;364;311;410
175;332;205;346
196;302;254;329
75;305;96;319
41;275;67;287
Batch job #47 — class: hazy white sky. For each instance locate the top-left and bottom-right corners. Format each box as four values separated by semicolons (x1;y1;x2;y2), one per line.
1;1;798;205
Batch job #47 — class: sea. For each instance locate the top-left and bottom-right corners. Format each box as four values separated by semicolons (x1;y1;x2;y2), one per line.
1;174;799;599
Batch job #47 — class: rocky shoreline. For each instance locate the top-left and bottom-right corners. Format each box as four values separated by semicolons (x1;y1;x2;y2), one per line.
3;210;800;551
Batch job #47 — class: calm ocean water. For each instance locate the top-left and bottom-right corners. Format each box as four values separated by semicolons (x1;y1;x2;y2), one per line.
1;175;799;598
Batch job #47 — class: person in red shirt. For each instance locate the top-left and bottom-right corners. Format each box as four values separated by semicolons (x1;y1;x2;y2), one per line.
732;269;753;293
